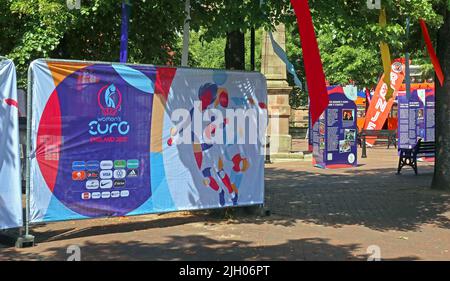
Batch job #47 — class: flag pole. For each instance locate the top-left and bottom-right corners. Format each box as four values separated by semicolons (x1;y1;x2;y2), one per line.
120;1;130;63
181;0;191;67
405;17;411;100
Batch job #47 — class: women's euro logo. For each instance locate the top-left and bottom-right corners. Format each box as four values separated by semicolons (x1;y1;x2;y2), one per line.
98;84;122;116
89;84;130;141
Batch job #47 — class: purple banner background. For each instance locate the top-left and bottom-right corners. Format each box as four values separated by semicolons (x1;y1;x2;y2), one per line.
313;86;357;168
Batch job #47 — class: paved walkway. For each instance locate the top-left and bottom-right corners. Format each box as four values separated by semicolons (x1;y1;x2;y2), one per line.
1;143;449;260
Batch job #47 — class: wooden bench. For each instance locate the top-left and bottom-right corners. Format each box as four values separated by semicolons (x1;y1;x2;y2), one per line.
359;129;397;158
397;139;435;175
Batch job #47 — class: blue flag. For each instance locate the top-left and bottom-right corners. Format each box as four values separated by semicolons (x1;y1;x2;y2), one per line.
268;31;303;90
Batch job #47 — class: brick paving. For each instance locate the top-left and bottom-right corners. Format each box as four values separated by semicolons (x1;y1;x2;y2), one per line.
1;143;449;260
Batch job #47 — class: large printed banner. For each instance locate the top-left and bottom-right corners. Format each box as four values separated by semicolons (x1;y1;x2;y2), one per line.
0;59;23;229
312;86;358;169
30;59;267;223
363;60;405;145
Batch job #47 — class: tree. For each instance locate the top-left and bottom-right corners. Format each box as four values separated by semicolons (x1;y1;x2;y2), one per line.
1;0;74;87
2;0;449;190
186;28;262;71
189;0;289;70
433;5;450;190
283;1;443;87
297;0;449;190
0;0;187;88
186;31;226;69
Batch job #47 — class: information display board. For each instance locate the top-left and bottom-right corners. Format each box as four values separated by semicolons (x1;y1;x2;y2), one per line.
312;86;357;169
397;86;435;149
29;59;267;223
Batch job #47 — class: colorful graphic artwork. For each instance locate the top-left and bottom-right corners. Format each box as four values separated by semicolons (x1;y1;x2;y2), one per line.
29;60;267;223
0;58;22;229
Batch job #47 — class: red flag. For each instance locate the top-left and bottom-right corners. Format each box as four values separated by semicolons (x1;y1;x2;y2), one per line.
290;0;329;126
419;19;444;86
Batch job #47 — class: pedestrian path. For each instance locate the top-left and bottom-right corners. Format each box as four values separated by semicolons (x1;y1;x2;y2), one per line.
1;146;449;260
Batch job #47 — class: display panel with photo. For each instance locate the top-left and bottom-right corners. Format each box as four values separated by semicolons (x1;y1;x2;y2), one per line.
342;109;354;121
339;140;351;153
344;129;356;142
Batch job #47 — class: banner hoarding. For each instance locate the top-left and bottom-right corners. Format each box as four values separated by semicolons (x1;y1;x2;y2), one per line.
0;58;23;230
29;59;267;223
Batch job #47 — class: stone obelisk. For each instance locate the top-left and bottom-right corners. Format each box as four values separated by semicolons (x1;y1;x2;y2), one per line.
261;24;292;154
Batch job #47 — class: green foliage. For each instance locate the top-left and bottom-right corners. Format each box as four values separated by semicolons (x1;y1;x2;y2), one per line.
1;0;186;88
1;0;449;90
189;0;289;42
186;31;226;69
284;0;448;89
289;86;308;109
2;0;74;87
186;28;262;71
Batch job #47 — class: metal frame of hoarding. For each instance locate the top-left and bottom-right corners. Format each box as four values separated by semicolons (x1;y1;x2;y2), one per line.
20;58;269;246
15;62;36;248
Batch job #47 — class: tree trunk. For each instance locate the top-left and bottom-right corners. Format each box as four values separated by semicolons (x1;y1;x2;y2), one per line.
225;30;245;70
432;8;450;191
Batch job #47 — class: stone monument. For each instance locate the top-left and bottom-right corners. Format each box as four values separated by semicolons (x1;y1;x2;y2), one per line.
261;24;293;154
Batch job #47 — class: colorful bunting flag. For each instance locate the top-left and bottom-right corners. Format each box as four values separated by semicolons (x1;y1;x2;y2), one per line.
268;31;303;90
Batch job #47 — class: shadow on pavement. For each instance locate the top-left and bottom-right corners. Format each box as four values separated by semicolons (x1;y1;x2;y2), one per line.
20;164;450;243
11;164;450;242
0;235;420;261
261;165;450;231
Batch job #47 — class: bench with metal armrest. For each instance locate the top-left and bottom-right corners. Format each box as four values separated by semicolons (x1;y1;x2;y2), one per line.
397;139;435;175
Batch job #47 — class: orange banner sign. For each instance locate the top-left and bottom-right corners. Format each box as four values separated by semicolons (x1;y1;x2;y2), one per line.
363;60;405;145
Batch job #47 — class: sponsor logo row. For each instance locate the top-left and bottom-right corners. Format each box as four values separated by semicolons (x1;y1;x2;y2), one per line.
72;159;139;171
81;190;130;200
72;169;139;181
85;179;126;190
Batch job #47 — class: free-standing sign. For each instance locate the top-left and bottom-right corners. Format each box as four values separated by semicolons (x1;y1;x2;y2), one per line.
312;86;358;169
397;85;435;149
0;58;23;230
424;88;435;142
29;59;267;223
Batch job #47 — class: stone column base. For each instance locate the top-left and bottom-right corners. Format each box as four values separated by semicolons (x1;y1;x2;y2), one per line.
269;134;292;154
